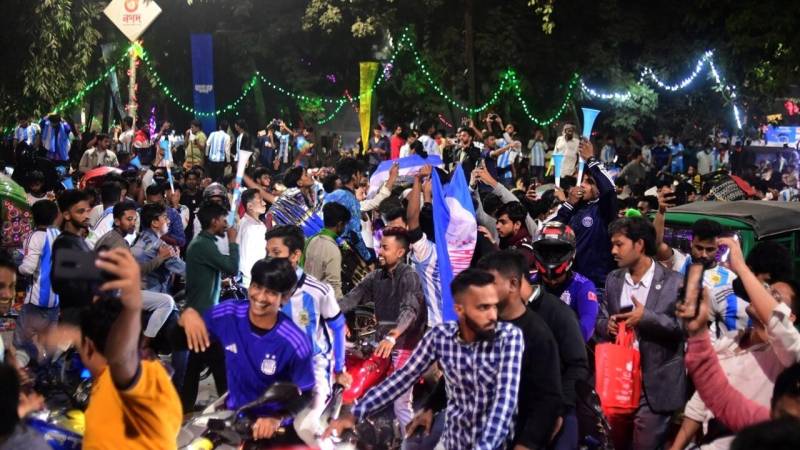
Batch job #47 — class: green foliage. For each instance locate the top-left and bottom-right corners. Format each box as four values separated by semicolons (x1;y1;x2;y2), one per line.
6;0;796;139
297;97;326;123
605;83;658;132
527;0;556;34
0;0;105;126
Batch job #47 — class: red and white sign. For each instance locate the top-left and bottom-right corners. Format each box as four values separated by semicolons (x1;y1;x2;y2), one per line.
104;0;161;42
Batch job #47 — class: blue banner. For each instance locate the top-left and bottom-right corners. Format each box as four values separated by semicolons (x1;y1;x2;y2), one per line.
190;34;217;133
765;126;800;144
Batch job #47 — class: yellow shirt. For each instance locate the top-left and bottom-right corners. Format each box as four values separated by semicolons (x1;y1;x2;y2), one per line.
185;131;207;167
83;360;182;450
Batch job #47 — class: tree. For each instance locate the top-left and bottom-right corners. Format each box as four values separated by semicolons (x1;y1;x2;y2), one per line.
0;0;106;127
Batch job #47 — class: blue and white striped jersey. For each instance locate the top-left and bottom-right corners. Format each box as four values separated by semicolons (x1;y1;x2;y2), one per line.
14;125;38;146
281;269;345;371
19;228;60;308
206;130;231;163
410;233;443;327
674;250;750;334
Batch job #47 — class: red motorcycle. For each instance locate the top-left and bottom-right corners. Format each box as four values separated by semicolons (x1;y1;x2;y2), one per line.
342;305;391;405
343;306;408;449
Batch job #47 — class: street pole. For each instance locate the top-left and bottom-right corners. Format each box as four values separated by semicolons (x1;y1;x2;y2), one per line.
128;44;138;129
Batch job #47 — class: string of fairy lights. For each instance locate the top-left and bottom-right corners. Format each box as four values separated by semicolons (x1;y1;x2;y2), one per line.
4;30;745;134
580;49;743;129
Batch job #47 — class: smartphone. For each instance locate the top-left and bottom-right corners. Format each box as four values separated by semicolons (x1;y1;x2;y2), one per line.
617;305;634;317
718;233;739;263
53;249;106;283
679;263;705;320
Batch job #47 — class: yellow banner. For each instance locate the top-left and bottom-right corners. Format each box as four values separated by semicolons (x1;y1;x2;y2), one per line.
359;62;380;154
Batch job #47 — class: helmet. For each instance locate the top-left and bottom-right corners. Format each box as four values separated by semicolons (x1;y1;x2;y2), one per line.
533;221;576;279
203;182;227;200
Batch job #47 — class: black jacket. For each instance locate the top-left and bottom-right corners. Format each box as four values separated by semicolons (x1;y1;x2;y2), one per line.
527;284;590;408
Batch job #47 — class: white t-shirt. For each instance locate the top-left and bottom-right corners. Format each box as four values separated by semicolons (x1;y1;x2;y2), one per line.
697;151;714;175
26;192;48;207
418;134;438;156
237;214;266;287
553;135;579;177
88;204;105;227
86;212;115;249
118;129;134;153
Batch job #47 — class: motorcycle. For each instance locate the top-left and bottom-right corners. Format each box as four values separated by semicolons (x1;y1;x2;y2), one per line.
179;382;304;449
576;380;614;450
342;306;406;450
23;348;93;450
220;276;248;302
342;305;390;405
179;382;348;449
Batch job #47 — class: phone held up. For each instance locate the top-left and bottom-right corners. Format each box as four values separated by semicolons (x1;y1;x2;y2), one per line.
53;248;121;301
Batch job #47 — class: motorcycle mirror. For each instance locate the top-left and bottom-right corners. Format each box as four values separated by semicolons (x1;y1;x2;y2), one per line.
235;383;301;415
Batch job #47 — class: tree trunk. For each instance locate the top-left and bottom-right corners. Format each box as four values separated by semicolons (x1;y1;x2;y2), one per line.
253;77;267;129
102;86;111;133
85;93;96;134
464;0;476;119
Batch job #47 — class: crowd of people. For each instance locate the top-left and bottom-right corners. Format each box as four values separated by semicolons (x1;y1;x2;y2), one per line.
1;109;800;450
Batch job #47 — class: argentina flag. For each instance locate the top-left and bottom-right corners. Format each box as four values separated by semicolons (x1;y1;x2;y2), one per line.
368;154;444;197
431;164;477;322
267;188;324;238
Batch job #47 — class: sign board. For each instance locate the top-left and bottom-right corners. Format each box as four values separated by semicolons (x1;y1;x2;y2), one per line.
765;125;800;146
104;0;162;42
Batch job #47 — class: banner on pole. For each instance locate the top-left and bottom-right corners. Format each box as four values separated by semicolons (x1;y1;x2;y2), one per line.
190;34;217;133
104;0;161;42
359;62;380;155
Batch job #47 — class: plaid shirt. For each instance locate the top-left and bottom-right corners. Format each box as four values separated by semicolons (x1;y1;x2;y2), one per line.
353;322;524;450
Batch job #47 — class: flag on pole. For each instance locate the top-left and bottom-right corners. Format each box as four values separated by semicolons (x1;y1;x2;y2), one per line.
431;164;477;322
359;62;380;155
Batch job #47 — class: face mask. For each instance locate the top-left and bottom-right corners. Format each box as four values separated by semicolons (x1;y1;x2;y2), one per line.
158;222;169;237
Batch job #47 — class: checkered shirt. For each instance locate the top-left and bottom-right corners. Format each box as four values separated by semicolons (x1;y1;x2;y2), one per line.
353;321;524;450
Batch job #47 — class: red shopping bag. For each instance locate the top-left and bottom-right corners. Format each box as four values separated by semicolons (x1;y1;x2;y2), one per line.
595;322;642;415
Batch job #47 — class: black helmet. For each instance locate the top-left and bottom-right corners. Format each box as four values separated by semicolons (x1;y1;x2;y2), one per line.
533;221;576;279
203;182;227;200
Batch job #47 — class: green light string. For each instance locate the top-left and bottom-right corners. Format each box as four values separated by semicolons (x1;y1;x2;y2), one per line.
4;28;581;133
317;99;347;125
257;29;407;106
394;33;576;125
511;72;580;126
2;45;132;135
54;50;130;113
396;33;509;114
139;47;257;117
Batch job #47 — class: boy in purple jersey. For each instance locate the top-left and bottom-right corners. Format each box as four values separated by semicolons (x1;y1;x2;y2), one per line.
180;258;315;442
531;222;599;342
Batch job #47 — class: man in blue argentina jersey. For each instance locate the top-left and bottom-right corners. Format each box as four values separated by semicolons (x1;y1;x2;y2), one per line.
265;225;348;448
179;258;316;442
553;140;618;288
15;200;61;357
661;218;748;335
530;221;599;342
